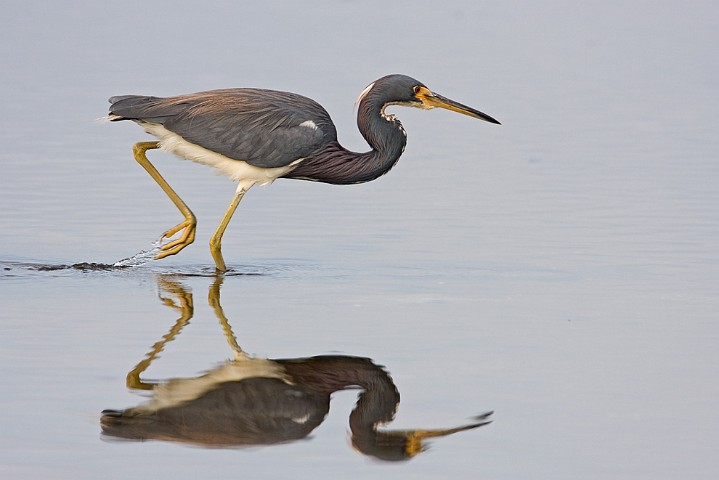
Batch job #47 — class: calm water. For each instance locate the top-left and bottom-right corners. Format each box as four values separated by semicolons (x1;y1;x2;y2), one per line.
1;2;718;479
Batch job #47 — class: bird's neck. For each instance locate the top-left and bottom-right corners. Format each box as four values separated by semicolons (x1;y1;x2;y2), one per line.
280;355;404;460
285;101;407;185
356;100;408;178
281;356;399;426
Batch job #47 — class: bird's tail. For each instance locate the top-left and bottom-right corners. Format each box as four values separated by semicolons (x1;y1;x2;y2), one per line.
100;408;156;440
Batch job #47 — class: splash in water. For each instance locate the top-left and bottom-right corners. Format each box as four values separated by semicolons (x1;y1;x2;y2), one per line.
113;238;164;268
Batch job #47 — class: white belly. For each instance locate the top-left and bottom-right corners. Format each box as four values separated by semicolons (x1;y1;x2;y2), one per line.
135;358;288;413
139;122;301;191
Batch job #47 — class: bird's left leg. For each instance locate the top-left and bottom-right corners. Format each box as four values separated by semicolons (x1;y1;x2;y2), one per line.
125;276;194;390
209;183;252;272
132;141;197;259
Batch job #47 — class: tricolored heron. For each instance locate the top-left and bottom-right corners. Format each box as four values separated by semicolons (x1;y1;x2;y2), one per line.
108;74;500;271
100;276;493;460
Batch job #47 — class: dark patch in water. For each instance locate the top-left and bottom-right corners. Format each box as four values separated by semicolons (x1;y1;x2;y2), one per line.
34;262;125;272
0;260;270;277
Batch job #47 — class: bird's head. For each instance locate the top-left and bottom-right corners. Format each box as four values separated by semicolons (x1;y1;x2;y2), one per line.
356;74;500;125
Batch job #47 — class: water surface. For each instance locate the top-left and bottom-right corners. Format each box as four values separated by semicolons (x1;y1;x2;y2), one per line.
1;2;717;479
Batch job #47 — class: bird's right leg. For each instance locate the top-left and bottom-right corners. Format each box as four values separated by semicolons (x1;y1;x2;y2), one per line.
208;275;251;362
209;184;251;272
132;142;197;258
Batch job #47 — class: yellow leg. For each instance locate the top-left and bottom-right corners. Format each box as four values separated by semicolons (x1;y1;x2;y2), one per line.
132;141;197;259
208;275;250;361
209;188;248;272
125;277;194;390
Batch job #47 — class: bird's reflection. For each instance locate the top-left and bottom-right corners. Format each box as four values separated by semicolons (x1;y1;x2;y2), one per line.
101;276;492;461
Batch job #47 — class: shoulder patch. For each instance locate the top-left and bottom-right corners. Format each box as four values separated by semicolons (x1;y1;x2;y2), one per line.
299;120;318;130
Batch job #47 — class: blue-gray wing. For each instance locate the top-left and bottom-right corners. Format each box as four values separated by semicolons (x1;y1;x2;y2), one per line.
108;88;337;168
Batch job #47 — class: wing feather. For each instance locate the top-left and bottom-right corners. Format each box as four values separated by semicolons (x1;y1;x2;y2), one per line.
109;89;337;168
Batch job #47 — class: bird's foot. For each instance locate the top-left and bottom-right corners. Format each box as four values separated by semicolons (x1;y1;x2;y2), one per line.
210;245;227;273
156;218;197;259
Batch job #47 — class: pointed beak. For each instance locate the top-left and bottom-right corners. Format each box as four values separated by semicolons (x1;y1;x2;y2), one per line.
416;87;501;125
403;415;494;457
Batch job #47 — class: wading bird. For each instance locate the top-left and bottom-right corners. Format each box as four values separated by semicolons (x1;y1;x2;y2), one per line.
100;276;493;460
108;74;500;271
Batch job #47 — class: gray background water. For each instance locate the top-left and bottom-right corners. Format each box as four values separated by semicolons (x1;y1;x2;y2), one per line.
1;1;717;478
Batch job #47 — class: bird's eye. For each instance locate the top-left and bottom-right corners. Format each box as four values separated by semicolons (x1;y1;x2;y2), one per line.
413;85;422;95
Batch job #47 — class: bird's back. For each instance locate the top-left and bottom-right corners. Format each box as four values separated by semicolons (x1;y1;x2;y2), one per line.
101;377;329;446
108;88;338;169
